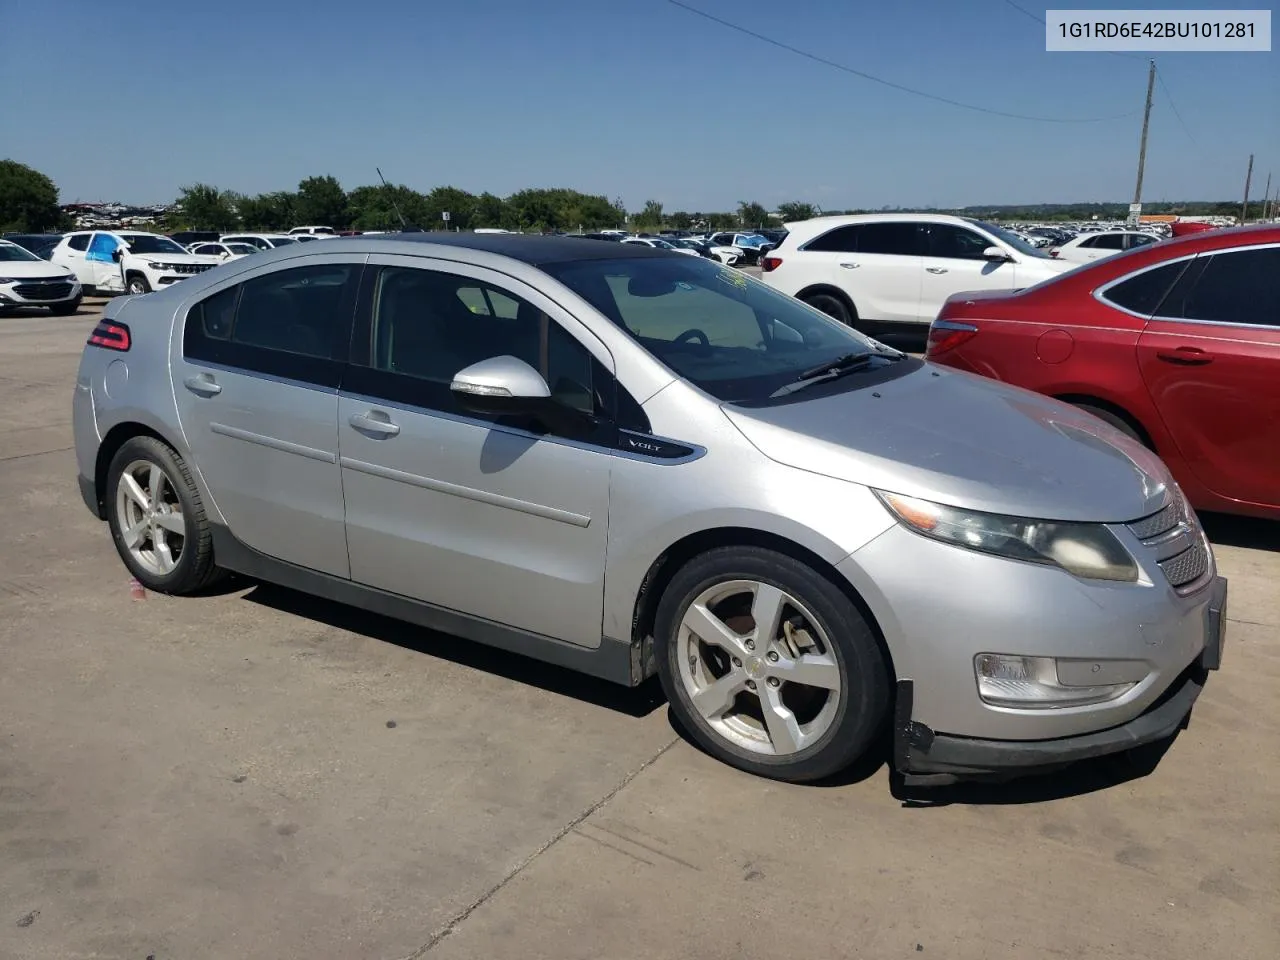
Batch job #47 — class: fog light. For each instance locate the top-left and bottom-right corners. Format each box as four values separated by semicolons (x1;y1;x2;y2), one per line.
974;654;1134;709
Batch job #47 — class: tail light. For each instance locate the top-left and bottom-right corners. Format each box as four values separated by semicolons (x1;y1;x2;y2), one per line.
1048;249;1060;258
761;255;782;272
926;319;978;357
88;319;131;351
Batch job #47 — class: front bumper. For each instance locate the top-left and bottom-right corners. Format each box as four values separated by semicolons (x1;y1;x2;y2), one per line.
0;280;82;306
895;575;1227;778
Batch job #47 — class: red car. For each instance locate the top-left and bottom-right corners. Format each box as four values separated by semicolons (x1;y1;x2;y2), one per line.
925;224;1280;520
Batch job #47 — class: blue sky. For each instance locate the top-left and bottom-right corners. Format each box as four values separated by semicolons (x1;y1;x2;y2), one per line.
7;0;1277;209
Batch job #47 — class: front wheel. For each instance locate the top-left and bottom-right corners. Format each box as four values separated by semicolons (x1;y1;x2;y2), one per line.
126;274;151;295
654;546;890;782
105;436;223;594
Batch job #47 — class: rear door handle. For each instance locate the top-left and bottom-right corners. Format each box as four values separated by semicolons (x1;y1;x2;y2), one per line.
1156;347;1214;366
183;373;222;396
925;267;948;275
348;411;400;437
839;262;860;269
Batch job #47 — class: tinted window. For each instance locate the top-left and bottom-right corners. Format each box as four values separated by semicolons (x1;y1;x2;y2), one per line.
120;234;185;255
926;224;992;260
543;256;909;405
67;234;90;252
1093;234;1126;250
184;264;360;383
804;225;861;253
1166;249;1280;327
368;267;598;414
856;222;923;256
1100;261;1188;315
1127;234;1155;249
1077;236;1098;249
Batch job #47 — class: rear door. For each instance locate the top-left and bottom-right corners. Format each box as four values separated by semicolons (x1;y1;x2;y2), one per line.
54;233;94;284
919;223;1019;323
172;254;365;576
1136;244;1280;508
799;222;924;325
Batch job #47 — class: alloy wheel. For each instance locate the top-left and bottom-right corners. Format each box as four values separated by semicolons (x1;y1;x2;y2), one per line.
114;459;186;576
677;579;842;756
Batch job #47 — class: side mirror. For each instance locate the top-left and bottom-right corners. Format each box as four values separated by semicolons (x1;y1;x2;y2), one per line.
450;355;551;417
111;248;124;262
982;245;1011;262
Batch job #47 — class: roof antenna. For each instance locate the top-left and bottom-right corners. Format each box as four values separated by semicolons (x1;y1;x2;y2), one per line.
376;167;408;231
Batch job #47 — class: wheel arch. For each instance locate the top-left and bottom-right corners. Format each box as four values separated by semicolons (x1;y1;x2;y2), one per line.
1052;393;1157;451
92;421;181;519
630;526;896;681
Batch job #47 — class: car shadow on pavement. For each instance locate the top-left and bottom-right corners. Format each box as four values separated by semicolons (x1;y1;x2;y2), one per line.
239;581;668;719
890;735;1178;807
1200;511;1280;551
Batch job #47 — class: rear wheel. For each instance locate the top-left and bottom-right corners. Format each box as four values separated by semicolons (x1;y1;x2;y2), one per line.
126;274;151;295
802;292;855;328
105;436;223;594
654;546;890;782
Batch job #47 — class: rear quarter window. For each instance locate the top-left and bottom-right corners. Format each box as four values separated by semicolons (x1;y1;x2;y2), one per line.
1098;261;1188;316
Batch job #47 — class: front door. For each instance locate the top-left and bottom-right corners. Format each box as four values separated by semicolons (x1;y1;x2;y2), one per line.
338;255;613;647
171;256;364;577
1136;245;1280;509
919;223;1019;323
86;233;124;291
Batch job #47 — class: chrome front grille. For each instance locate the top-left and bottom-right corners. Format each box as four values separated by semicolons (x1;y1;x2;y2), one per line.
173;263;215;275
1126;488;1211;593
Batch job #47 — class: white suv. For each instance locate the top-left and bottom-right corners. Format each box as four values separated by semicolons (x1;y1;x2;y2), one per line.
761;214;1074;336
51;231;223;295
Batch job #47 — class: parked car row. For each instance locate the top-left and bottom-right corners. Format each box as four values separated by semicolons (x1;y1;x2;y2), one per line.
0;238;83;315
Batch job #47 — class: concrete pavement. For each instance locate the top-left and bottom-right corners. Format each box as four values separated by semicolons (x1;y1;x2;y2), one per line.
1;300;1276;960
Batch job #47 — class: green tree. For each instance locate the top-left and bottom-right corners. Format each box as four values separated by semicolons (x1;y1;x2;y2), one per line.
669;211;692;229
175;183;239;230
473;192;506;228
237;191;298;231
633;199;665;229
423;186;476;230
776;201;818;222
295;175;349;229
346;183;430;230
708;211;738;229
737;200;770;228
0;159;62;232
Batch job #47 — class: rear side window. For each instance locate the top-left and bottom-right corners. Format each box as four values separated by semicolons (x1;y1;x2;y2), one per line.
1093;234;1126;250
804;225;861;253
184;263;361;385
1160;248;1280;327
856;222;923;256
67;234;90;252
1100;261;1188;316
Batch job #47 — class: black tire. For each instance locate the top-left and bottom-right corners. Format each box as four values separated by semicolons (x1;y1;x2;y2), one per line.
1072;403;1147;447
125;274;151;295
802;292;855;329
49;296;82;316
105;436;224;594
654;546;890;783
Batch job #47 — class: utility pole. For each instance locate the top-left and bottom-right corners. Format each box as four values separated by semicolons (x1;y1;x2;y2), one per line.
1241;154;1254;224
1260;171;1272;221
1131;59;1157;224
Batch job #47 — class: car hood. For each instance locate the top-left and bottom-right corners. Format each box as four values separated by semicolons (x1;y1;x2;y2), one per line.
0;261;77;279
722;364;1172;523
131;252;223;265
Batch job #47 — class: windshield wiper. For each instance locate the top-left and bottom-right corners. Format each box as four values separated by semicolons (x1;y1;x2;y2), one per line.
769;352;876;398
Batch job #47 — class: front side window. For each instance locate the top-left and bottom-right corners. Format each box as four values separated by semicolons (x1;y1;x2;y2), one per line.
1162;248;1280;327
87;233;120;262
926;224;993;260
1127;234;1155;249
543;256;909;404
366;267;600;416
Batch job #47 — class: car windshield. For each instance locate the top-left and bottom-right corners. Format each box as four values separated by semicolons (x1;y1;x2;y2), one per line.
269;236;299;246
120;234;186;255
226;244;258;255
0;242;41;262
542;256;901;404
649;239;675;248
970;220;1051;259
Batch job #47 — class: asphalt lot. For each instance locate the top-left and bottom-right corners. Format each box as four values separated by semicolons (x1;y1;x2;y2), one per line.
1;298;1277;960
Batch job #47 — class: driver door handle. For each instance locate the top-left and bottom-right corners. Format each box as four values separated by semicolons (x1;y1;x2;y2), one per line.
349;411;400;437
839;262;860;269
183;373;222;397
926;267;948;275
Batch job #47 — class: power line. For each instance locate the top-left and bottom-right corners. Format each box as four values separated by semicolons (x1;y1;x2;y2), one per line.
1000;0;1147;61
1155;67;1198;146
662;0;1138;123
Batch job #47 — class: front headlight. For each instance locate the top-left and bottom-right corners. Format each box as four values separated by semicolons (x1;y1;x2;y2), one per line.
876;491;1138;582
145;261;166;270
